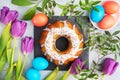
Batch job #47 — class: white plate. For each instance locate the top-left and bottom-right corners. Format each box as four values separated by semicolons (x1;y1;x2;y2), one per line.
89;0;120;31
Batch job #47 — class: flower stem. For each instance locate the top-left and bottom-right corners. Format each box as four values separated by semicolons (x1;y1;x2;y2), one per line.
100;75;106;80
18;54;27;80
11;37;16;66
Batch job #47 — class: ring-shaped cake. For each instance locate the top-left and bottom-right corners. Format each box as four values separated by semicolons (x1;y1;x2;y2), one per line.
39;20;84;65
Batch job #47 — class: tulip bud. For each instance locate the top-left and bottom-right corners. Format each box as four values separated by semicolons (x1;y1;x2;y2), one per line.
102;58;119;75
70;58;87;75
21;36;34;54
0;6;18;25
11;20;27;37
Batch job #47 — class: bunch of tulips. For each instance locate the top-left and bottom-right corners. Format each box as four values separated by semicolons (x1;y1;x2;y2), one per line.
0;6;34;80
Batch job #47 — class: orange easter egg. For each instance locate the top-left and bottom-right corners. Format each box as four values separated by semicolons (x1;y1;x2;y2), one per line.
98;15;115;29
103;1;119;14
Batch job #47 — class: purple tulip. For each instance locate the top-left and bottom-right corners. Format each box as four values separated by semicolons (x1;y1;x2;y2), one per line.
70;58;88;75
0;6;18;25
21;36;34;54
102;58;119;75
11;20;27;37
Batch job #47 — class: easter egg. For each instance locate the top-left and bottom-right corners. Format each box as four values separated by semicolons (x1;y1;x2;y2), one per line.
26;68;41;80
32;13;48;27
32;57;49;70
98;15;115;29
90;5;105;22
103;1;119;14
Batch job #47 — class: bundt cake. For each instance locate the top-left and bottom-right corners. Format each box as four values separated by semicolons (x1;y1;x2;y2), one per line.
39;20;84;65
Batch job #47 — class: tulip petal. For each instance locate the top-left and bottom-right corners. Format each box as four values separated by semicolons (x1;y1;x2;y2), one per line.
0;6;9;23
3;10;18;25
26;38;34;53
11;20;27;37
24;37;30;52
102;58;117;75
110;62;119;75
19;21;27;37
21;36;34;54
11;20;20;37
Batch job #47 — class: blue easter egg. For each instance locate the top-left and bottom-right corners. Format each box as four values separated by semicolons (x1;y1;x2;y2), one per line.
26;68;41;80
32;57;49;70
90;5;105;22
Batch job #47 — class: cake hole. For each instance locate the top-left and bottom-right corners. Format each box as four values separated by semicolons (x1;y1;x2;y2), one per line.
55;37;69;51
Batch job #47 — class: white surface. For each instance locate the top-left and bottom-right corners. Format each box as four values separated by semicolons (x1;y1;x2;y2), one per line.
0;0;120;80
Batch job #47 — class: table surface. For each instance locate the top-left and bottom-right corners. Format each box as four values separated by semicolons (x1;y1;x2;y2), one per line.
0;0;120;80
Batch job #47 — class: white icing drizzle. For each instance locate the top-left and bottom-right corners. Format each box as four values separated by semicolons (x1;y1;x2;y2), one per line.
42;21;83;65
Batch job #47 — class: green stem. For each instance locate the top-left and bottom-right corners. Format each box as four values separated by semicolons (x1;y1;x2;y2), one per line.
18;54;27;80
11;37;16;66
100;75;106;80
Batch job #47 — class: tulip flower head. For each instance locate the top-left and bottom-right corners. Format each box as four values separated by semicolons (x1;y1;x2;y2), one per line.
21;36;34;54
70;58;88;75
11;20;27;38
0;6;18;25
102;58;119;75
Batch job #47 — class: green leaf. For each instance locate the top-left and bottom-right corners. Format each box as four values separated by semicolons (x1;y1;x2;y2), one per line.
52;10;54;15
93;60;97;65
58;4;65;9
47;10;54;18
12;0;33;6
48;11;52;18
75;66;80;74
92;7;99;12
116;44;120;52
79;79;84;80
114;54;117;61
45;67;59;80
80;73;88;76
0;37;12;72
71;5;78;9
90;47;94;51
20;76;26;80
0;51;7;73
60;9;68;16
48;2;52;8
59;68;71;80
15;51;22;80
85;7;91;12
6;38;12;49
73;75;79;79
22;5;37;20
0;22;11;57
82;69;91;73
90;1;101;5
37;7;42;11
115;36;120;40
111;39;119;43
14;75;26;80
85;0;89;4
6;48;13;65
88;74;98;78
79;0;83;5
5;66;14;80
105;31;111;36
77;63;81;70
75;17;83;29
42;0;50;12
112;30;120;36
53;1;56;7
